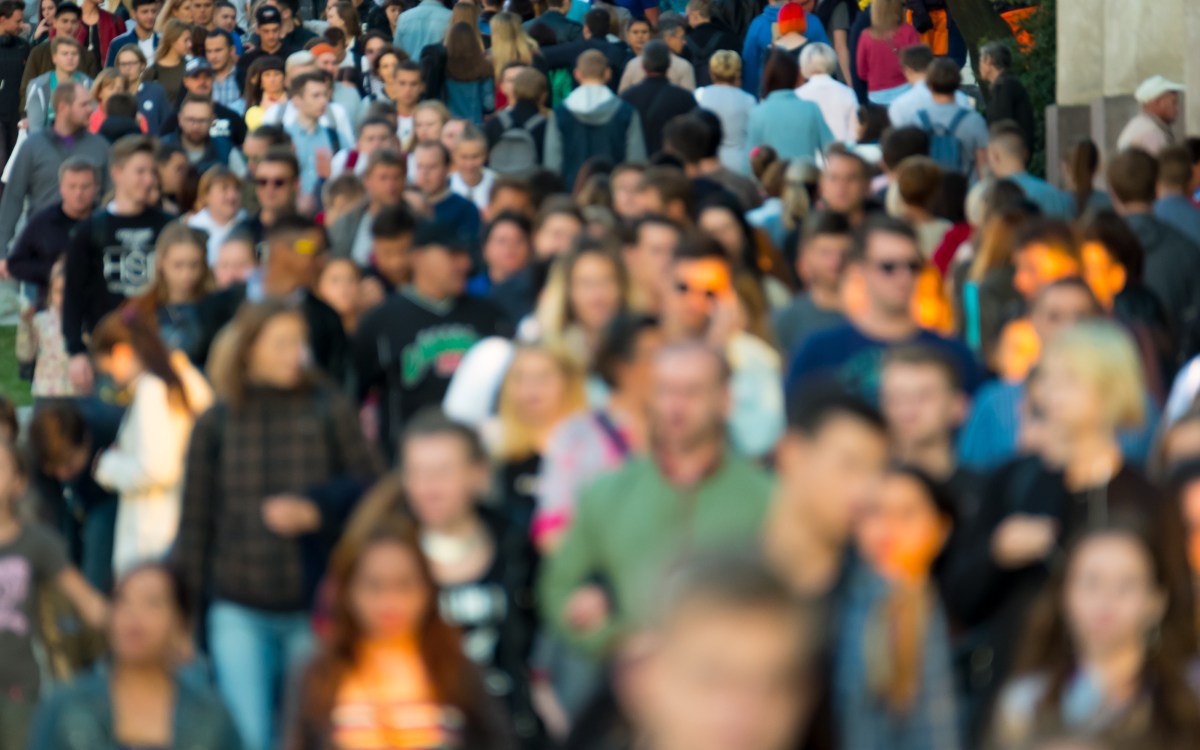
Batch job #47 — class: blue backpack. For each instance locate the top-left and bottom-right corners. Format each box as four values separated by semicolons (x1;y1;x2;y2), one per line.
917;108;970;173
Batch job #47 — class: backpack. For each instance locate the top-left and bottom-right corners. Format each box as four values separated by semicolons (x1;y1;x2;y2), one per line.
489;110;546;175
917;108;970;173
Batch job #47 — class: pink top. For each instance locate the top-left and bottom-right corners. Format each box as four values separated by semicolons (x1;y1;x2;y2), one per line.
855;24;921;92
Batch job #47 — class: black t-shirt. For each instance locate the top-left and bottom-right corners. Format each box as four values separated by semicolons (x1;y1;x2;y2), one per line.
62;205;174;355
354;289;510;458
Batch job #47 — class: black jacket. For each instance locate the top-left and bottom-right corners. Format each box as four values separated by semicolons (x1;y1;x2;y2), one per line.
1127;211;1200;361
196;284;350;385
160;100;248;147
0;32;31;120
620;76;698;156
685;22;738;86
524;9;581;44
985;72;1035;154
6;202;79;305
540;37;631;91
97;115;143;143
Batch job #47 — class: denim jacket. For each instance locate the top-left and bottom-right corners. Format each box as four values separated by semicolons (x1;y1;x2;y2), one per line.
27;667;243;750
393;0;452;58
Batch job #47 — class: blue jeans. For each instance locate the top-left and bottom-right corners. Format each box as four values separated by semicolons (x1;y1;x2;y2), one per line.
207;600;315;750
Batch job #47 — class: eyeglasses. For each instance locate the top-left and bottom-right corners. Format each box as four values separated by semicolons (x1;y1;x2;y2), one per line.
255;177;289;188
870;259;924;276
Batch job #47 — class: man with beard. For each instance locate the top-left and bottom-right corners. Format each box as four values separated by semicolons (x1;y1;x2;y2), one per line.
538;341;772;659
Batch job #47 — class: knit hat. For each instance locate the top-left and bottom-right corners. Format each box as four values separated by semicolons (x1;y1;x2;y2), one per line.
777;2;807;35
309;42;336;57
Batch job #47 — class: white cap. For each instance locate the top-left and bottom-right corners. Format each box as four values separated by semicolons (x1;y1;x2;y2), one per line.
1135;75;1185;104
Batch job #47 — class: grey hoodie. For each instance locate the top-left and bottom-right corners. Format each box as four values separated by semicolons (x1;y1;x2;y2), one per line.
543;83;646;175
25;71;93;133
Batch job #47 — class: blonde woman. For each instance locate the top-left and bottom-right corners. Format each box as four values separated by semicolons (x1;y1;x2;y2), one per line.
694;50;756;174
489;344;586;534
488;12;539;107
87;68;130;132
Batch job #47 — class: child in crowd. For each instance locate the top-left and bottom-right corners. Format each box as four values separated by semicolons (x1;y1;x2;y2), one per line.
16;259;79;398
212;233;258;288
141;223;214;365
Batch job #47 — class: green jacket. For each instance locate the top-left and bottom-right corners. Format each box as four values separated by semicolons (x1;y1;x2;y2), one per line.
537;452;773;658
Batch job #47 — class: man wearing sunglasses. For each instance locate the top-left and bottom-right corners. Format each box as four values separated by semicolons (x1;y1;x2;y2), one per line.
236;146;300;247
784;216;979;406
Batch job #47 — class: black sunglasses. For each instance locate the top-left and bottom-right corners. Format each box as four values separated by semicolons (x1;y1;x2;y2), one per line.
255;177;288;188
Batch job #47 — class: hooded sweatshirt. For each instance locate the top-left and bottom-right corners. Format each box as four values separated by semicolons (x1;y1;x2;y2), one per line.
543;83;647;190
741;4;830;96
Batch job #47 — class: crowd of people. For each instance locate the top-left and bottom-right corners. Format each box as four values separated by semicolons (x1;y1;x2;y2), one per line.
0;0;1198;747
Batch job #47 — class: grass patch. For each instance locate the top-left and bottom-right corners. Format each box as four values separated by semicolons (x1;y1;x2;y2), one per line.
0;326;32;406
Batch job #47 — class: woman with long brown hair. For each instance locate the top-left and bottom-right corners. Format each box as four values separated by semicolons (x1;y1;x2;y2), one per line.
144;18;192;103
174;300;383;750
90;304;213;577
291;514;514;749
991;521;1200;748
1062;139;1111;218
442;21;495;124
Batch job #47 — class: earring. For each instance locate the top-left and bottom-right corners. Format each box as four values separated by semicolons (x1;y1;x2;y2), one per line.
1147;620;1162;649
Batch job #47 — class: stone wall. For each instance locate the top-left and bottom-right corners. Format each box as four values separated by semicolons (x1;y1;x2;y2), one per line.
1047;0;1197;188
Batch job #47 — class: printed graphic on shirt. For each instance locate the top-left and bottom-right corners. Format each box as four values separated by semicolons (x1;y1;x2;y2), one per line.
102;227;157;296
401;325;482;387
0;556;32;635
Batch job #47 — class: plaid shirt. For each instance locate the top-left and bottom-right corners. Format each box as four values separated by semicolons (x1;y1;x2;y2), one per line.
173;385;382;612
212;70;242;111
833;560;963;750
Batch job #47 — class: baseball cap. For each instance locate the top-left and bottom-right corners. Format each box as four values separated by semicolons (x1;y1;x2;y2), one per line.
1135;75;1184;104
184;57;213;76
255;5;282;26
413;221;470;253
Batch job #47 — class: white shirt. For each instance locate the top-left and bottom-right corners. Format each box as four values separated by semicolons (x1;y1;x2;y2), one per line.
137;33;156;60
796;74;860;144
450;169;495;213
1117;111;1174;156
887;79;973;127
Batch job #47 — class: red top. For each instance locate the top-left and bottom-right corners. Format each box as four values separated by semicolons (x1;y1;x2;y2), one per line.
72;9;122;66
931;222;973;276
855;24;921;92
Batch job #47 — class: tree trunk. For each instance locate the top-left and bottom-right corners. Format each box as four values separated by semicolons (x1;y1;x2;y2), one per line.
945;0;1016;81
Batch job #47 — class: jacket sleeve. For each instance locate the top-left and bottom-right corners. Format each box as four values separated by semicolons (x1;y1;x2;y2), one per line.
5;216;50;282
169;407;221;621
536;479;621;658
94;377;190;495
542;113;563;172
352;310;385;403
18;48;38;117
25;81;45;133
328;389;385;479
0;143;32;251
61;220;92;356
105;34;125;67
741;20;761;95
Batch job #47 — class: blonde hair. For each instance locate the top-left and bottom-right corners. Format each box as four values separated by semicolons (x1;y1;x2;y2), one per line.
404;100;451;151
156;0;190;33
708;49;741;84
495;345;587;462
91;68;128;103
1040;320;1146;430
488;12;537;81
781;160;817;231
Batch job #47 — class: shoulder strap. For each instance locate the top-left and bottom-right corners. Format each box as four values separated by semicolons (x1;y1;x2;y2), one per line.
497;109;514;129
593;410;631;459
946;108;970;135
523;113;545;131
323;124;341;154
346;149;359;169
916;109;932;129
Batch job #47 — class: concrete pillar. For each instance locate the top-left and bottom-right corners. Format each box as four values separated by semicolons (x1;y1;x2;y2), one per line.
1090;95;1138;157
1186;8;1200;134
1056;0;1105;106
1045;104;1092;187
